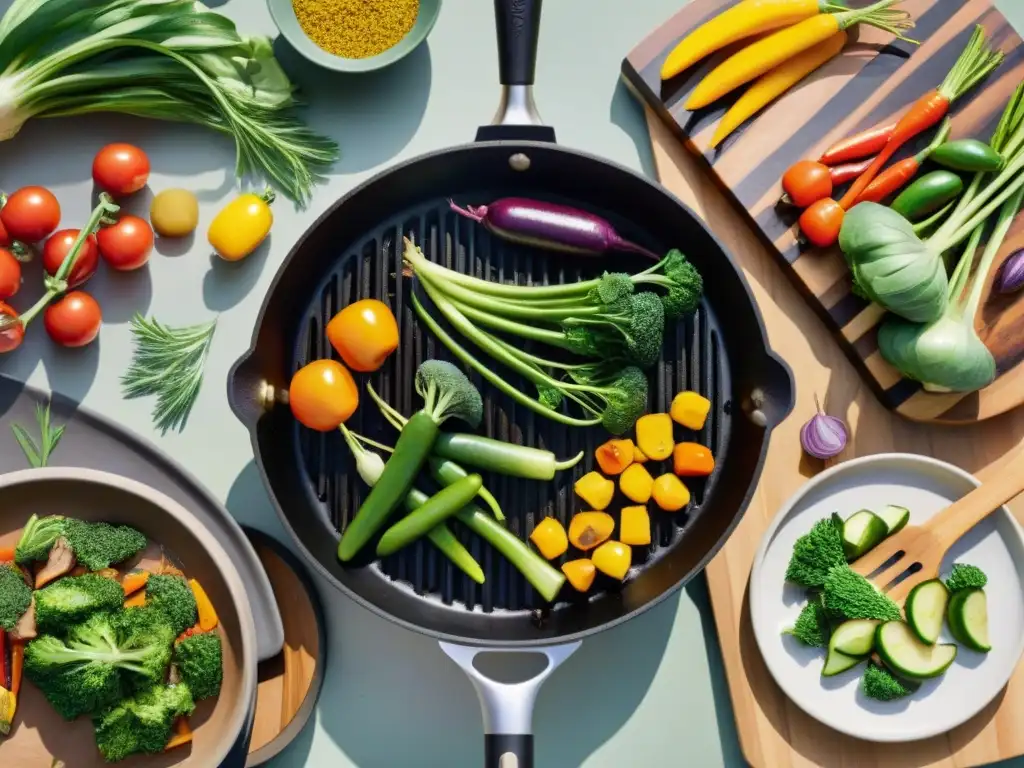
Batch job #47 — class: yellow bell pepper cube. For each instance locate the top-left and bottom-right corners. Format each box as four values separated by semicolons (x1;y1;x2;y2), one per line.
529;517;568;560
652;474;691;512
562;559;597;592
635;413;674;461
670;391;711;430
619;506;652;546
619;463;654;504
574;471;615;510
0;687;15;737
591;541;632;581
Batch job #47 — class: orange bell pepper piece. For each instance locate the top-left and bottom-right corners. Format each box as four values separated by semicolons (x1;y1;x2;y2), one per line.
326;299;400;373
673;443;716;477
594;439;634;475
189;579;219;632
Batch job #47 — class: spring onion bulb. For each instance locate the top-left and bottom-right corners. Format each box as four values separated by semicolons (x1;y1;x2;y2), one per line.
0;0;337;206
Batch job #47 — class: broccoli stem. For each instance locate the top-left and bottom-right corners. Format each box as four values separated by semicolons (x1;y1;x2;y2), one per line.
415;272;608;321
411;293;601;427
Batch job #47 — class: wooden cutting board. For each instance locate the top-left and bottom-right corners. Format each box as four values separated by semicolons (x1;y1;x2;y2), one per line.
641;106;1024;768
622;0;1024;424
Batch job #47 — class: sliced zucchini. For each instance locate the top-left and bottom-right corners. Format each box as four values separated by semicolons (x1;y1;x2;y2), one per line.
905;579;949;645
822;646;863;677
838;510;888;560
829;619;879;656
947;588;991;652
878;504;910;535
875;621;957;679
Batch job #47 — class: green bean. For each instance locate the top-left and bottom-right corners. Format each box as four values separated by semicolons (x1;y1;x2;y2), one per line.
378;476;483;556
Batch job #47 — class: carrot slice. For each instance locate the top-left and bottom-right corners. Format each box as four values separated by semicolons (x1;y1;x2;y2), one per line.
121;570;150;597
10;642;22;697
165;717;193;750
124;590;146;608
0;546;14;563
189;579;219;632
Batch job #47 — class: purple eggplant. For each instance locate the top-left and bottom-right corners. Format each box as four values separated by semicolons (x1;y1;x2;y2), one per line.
449;198;659;260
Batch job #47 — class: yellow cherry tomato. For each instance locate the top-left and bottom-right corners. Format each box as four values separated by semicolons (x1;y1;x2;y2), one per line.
289;359;358;432
208;188;274;261
326;299;399;372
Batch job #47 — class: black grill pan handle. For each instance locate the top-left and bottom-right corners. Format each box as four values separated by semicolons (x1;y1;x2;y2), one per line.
440;640;581;768
476;0;556;144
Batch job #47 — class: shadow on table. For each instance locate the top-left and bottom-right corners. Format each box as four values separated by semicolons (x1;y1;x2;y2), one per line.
609;79;657;181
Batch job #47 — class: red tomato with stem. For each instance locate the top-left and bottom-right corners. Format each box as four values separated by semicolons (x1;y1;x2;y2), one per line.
97;216;153;271
43;229;100;287
0;186;61;242
0;301;24;353
92;144;150;197
0;248;21;299
44;291;101;347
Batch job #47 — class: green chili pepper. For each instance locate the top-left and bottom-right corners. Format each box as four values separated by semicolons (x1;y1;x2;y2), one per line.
429;457;504;521
931;139;1003;173
378;475;483;557
892;170;964;221
433;433;584;481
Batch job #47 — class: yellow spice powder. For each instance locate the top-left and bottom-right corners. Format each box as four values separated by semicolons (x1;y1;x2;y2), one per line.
293;0;420;59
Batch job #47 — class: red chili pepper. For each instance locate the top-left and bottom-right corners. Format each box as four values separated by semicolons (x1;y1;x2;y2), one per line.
829;157;875;186
820;122;896;165
0;629;8;691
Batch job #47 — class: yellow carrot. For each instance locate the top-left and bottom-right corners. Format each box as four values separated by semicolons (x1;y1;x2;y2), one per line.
686;0;914;110
710;31;847;148
661;0;828;80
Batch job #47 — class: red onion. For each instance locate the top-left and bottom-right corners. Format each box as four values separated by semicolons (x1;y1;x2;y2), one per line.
800;395;847;460
996;249;1024;294
450;198;659;260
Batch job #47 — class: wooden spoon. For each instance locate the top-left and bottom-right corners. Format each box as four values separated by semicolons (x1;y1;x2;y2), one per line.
851;465;1024;602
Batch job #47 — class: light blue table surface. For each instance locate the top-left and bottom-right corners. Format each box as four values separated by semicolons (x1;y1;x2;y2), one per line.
0;1;1022;766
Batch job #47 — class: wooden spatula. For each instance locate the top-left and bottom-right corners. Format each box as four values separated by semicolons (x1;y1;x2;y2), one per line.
851;467;1024;603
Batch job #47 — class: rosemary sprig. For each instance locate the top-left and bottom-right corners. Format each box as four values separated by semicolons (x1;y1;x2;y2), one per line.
121;313;217;434
11;399;65;468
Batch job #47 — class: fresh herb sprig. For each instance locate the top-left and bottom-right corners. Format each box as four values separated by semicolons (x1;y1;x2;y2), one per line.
121;314;217;434
11;399;65;468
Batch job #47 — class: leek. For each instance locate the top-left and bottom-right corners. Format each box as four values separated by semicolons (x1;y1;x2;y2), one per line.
0;0;337;206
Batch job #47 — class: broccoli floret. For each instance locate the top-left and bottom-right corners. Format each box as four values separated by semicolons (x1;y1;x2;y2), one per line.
822;565;902;622
588;272;635;305
0;563;32;631
415;359;484;429
634;249;704;319
945;563;987;592
146;575;198;637
25;609;174;720
94;683;195;762
783;596;829;647
174;631;223;700
599;366;649;435
862;663;916;701
15;513;65;564
563;293;665;368
35;573;124;633
62;519;147;572
784;516;847;588
536;384;564;410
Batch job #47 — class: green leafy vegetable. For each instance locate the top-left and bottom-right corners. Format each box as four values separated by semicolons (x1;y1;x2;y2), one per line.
93;683;195;761
783;597;830;647
0;0;337;205
784;517;846;588
11;399;65;468
822;565;902;622
145;574;199;637
121;314;217;434
0;562;32;631
173;630;223;700
14;513;65;564
35;573;125;633
862;662;915;701
62;519;147;571
945;563;988;592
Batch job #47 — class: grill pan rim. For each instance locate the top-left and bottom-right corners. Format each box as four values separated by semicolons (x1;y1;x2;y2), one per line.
229;137;795;646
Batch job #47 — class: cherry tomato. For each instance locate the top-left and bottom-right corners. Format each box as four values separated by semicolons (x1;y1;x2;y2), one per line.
92;143;151;197
0;301;24;353
0;248;21;300
43;229;100;288
97;215;153;271
799;198;846;249
326;299;399;372
782;160;834;208
0;217;9;247
289;359;359;431
0;186;61;242
43;291;101;347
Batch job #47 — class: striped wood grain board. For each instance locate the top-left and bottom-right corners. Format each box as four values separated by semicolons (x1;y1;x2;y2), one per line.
622;0;1024;424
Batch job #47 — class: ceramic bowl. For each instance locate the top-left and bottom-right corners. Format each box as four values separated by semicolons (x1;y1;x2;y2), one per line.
0;467;257;767
749;454;1024;742
268;0;441;72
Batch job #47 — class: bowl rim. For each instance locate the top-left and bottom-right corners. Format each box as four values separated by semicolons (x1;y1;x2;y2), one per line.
748;452;1024;742
267;0;441;73
0;466;258;766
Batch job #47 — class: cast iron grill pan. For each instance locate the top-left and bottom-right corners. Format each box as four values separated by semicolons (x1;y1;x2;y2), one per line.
291;193;732;616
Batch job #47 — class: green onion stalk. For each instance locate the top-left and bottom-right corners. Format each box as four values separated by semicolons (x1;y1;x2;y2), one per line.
0;192;119;334
0;0;337;205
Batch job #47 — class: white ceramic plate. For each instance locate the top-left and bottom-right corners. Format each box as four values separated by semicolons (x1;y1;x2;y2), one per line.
749;453;1024;742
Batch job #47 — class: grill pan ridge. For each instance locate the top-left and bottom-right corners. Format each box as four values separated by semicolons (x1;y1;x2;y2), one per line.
291;195;732;616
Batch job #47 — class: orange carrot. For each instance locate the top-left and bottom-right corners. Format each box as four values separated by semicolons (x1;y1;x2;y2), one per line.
124;589;146;608
839;27;1002;210
189;579;219;632
0;546;14;563
165;717;193;750
0;630;7;691
854;119;951;204
10;642;22;697
121;570;150;597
